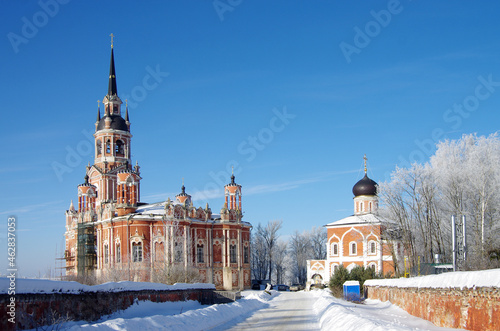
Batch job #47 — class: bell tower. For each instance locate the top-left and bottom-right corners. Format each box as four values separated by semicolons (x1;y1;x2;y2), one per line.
221;169;242;222
86;35;141;207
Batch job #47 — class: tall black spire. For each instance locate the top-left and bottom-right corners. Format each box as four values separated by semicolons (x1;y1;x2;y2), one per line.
108;47;118;96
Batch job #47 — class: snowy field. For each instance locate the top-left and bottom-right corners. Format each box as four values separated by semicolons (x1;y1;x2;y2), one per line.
22;288;460;330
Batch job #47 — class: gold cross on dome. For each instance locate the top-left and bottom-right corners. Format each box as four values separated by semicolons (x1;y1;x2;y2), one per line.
110;33;114;48
363;154;367;174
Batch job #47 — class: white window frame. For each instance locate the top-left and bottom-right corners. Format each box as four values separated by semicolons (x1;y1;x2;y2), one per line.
197;245;204;263
349;241;357;255
368;240;377;255
230;244;237;264
103;244;109;264
132;242;143;262
116;243;121;263
331;242;339;256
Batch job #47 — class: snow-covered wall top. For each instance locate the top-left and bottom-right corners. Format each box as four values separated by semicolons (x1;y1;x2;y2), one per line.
364;268;500;289
0;278;215;294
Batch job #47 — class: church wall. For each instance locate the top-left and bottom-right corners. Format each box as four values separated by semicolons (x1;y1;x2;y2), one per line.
321;223;396;281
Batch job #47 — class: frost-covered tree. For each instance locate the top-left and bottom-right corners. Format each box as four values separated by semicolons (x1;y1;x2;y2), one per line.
310;226;327;260
380;133;500;271
273;240;288;284
252;220;283;282
379;163;446;268
432;133;500;262
288;230;313;284
251;229;268;280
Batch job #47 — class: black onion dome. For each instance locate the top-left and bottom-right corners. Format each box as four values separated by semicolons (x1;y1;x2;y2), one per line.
96;114;129;132
352;174;377;196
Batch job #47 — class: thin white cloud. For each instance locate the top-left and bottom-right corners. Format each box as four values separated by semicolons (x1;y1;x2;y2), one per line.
143;169;361;204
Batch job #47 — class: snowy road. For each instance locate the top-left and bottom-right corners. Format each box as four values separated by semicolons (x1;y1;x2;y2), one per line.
217;291;320;330
37;289;461;330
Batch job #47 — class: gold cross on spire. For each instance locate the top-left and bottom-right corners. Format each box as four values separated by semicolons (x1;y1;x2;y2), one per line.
110;33;115;48
231;165;234;175
363;154;367;174
97;100;100;108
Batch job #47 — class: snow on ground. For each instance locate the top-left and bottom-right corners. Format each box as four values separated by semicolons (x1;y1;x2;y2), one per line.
15;277;472;330
313;290;461;331
364;268;500;289
27;289;461;330
28;290;278;330
0;278;214;294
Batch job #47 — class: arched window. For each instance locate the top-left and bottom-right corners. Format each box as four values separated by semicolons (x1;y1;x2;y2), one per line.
369;241;377;255
230;244;237;263
96;140;102;156
104;244;109;264
360;202;363;212
115;140;124;155
106;140;111;154
197;244;204;263
116;243;121;263
174;242;183;262
155;242;164;262
350;242;357;255
132;242;142;262
331;243;339;256
243;245;249;264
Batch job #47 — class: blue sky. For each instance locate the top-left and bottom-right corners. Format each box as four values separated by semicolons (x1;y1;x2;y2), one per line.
1;1;500;277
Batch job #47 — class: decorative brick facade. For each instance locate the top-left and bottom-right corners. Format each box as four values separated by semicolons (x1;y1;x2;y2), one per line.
64;44;251;290
307;157;401;285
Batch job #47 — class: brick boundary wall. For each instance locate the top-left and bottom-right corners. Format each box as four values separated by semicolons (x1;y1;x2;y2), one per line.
364;285;500;330
0;288;218;330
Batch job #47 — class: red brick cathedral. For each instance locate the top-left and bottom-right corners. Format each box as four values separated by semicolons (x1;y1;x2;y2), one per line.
64;43;252;290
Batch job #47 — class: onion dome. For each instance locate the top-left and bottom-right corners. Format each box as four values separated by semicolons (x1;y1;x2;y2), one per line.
176;184;188;198
227;173;238;186
352;174;377;197
353;155;378;196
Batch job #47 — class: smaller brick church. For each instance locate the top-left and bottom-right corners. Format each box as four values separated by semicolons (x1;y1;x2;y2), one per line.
307;157;401;285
